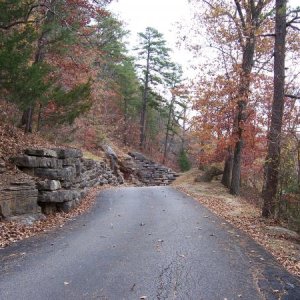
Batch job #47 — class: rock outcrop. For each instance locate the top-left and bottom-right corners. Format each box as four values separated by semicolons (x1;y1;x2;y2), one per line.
128;152;178;186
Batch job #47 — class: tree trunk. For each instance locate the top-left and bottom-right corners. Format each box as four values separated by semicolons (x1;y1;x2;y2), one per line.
20;4;54;133
230;33;255;195
222;148;233;188
123;98;128;145
36;103;43;132
262;0;287;218
229;0;268;195
23;106;33;133
162;95;175;164
181;106;187;152
298;141;300;187
139;48;150;149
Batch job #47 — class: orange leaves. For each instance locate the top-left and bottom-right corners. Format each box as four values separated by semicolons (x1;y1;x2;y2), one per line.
190;65;274;170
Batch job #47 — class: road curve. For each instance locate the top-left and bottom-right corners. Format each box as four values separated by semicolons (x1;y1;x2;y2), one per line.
0;186;299;300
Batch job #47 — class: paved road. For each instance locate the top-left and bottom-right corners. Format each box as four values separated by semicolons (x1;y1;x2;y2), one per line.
0;187;299;300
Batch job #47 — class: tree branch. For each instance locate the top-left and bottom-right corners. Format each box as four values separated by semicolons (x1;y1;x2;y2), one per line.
234;0;246;30
0;3;50;30
254;53;274;74
285;94;300;99
258;33;275;37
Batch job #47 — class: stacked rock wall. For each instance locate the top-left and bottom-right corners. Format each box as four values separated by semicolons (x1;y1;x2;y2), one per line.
128;152;178;186
0;148;177;220
10;148;119;215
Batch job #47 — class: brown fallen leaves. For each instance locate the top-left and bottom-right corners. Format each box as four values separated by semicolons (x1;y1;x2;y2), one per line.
174;181;300;278
0;123;57;164
0;185;111;249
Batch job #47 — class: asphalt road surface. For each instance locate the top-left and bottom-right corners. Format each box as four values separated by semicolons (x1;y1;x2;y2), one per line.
0;186;299;300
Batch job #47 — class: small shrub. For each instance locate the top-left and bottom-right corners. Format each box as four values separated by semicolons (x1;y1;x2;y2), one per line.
178;149;191;172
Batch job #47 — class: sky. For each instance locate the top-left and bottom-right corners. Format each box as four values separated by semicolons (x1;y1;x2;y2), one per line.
108;0;193;75
108;0;300;80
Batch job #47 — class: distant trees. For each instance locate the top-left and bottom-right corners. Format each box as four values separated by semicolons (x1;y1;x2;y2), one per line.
133;27;190;166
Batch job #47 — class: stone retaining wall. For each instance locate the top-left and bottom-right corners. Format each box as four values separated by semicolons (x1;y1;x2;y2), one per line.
0;148;120;218
128;152;178;186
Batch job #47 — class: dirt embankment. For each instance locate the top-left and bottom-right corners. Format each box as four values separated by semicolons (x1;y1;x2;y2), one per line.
172;168;300;278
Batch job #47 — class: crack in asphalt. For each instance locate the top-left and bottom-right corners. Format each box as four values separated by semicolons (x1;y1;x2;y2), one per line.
156;256;186;300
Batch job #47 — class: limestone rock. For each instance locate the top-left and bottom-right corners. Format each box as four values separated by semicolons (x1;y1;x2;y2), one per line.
129;152;148;161
101;144;117;159
38;189;80;203
62;157;81;167
266;226;299;240
25;149;58;158
0;182;39;218
0;159;6;174
7;213;46;225
37;180;61;191
57;201;76;213
13;155;62;169
54;148;83;159
195;166;223;183
34;166;76;181
8;147;119;218
118;155;137;175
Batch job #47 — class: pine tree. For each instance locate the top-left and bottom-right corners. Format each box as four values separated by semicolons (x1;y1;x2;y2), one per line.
0;0;93;132
114;57;142;145
135;27;171;149
162;63;185;164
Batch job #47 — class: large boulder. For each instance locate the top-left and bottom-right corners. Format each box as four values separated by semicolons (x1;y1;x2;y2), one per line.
0;180;40;218
34;166;76;181
195;166;223;182
0;159;6;174
13;155;62;169
54;148;83;159
38;189;80;203
37;180;61;191
25;149;58;158
266;226;299;240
